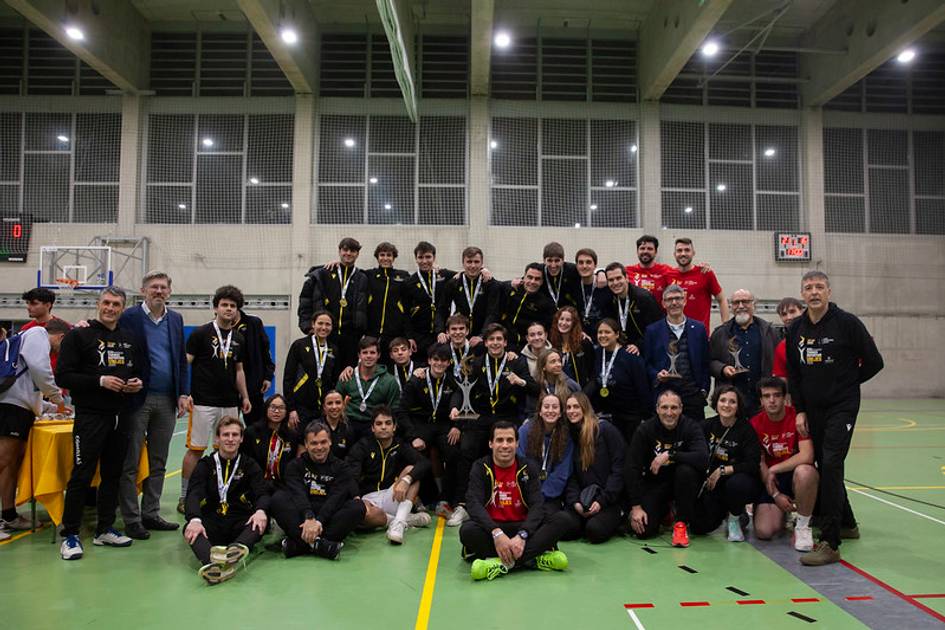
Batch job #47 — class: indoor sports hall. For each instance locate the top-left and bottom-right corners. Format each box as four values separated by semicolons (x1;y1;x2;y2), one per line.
1;1;943;629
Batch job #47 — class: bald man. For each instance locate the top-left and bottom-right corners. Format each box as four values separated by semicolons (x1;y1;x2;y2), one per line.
708;289;779;414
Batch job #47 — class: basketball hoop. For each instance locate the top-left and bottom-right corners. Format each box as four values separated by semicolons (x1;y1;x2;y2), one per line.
55;277;81;296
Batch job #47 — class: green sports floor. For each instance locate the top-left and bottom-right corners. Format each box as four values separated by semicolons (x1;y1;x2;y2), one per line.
3;400;944;630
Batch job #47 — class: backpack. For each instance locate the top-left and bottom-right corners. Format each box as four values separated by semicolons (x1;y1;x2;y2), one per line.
0;333;28;394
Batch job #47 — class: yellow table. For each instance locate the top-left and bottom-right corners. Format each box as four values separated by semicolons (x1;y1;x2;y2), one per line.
16;419;149;526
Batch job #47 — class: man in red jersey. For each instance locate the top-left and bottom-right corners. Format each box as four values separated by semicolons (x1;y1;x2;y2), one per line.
625;235;674;303
665;238;728;333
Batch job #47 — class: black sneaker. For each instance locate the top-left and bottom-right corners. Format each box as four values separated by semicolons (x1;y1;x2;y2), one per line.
125;522;151;540
314;538;343;560
282;537;306;559
142;516;180;531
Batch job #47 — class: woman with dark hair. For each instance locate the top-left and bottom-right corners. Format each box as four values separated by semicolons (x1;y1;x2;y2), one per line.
527;349;580;416
283;310;339;430
316;390;356;460
549;306;595;389
560;392;625;543
516;393;573;509
586;318;652;444
241;394;298;491
690;385;762;542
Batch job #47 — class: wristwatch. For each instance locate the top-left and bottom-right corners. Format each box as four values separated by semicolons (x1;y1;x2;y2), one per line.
517;529;529;540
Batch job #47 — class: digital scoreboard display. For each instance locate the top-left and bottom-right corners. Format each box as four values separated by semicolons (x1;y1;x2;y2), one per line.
0;216;31;263
775;232;811;262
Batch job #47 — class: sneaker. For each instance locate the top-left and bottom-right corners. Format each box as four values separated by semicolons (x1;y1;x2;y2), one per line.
177;497;186;515
471;557;509;581
727;515;745;542
1;514;32;530
93;528;133;547
794;525;814;552
225;543;250;565
435;501;453;518
534;550;569;572
406;511;433;528
446;505;469;527
387;520;407;545
800;540;841;566
60;535;84;560
281;537;306;559
210;545;229;564
671;521;689;548
840;526;860;539
125;522;151;540
198;562;236;584
0;530;10;541
313;538;343;560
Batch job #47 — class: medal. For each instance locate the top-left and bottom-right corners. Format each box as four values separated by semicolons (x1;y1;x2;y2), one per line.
600;348;618;397
485;353;508;411
214;452;240;516
311;337;328;383
338;265;355;309
359;402;367;412
545;268;562;305
354;369;379;414
212;321;234;369
600;387;609;398
451;341;470;379
339;298;348;307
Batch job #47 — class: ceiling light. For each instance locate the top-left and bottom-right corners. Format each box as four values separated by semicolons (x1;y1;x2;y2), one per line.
281;202;290;209
716;183;727;192
896;49;916;64
489;140;498;150
201;138;214;148
630;144;638;153
65;26;84;41
574;222;581;228
56;135;69;143
763;147;776;158
369;177;378;184
384;203;392;210
494;32;511;49
343;137;355;148
249;177;260;185
684;206;693;214
177;203;187;210
702;40;719;57
589;204;598;211
605;180;615;188
280;27;298;45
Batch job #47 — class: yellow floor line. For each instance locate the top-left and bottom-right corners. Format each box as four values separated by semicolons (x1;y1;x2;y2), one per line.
414;516;446;630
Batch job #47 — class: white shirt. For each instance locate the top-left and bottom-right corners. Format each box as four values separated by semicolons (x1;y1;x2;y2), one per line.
142;302;167;325
667;317;687;339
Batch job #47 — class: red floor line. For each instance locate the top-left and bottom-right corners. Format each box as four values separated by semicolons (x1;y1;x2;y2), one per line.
911;594;945;599
679;601;711;607
736;599;766;605
845;596;874;601
840;560;945;624
791;598;821;603
624;603;654;609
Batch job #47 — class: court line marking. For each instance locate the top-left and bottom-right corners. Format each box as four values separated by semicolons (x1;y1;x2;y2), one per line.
856;418;918;432
625;608;646;630
414;516;446;630
850;489;945;526
845;485;945;491
840;559;945;624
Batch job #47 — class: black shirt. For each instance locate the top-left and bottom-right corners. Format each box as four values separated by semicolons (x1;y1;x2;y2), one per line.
703;415;761;477
55;320;141;414
186;322;245;408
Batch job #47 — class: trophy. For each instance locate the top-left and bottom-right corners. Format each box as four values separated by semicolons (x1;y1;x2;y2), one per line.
727;338;749;374
665;340;683;378
454;355;480;421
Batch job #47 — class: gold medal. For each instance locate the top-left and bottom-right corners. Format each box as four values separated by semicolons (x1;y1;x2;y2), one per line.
220;502;229;516
600;387;609;398
339;298;348;307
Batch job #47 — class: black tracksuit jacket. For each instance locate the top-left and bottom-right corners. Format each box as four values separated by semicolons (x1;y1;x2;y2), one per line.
346;436;431;496
625;415;709;506
283;453;359;522
466;454;544;535
55;320;140;413
185;453;271;520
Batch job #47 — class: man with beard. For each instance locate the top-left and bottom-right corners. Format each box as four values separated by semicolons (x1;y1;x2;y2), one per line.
601;262;662;353
625;235;674;303
666;238;728;333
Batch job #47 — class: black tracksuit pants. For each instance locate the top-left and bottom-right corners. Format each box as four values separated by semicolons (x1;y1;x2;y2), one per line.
412;423;461;505
690;472;760;535
61;411;130;537
459;511;571;565
560;504;623;544
189;512;263;564
269;490;365;550
634;462;702;539
808;407;858;549
456;423;491;505
611;412;645;445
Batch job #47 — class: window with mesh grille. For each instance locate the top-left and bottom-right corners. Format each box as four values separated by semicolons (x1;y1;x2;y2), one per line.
316;114;466;225
0;27;114;96
489;117;639;227
825;48;945;114
660;120;800;231
824;126;945;235
662;50;799;109
0;111;120;222
143;113;294;224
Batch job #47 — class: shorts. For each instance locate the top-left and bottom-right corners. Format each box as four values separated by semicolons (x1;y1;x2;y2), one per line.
0;403;35;440
362;487;399;515
187;405;239;449
755;471;795;504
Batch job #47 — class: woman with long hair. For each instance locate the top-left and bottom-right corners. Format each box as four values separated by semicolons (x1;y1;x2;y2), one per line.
549;306;595;389
520;321;551;380
691;385;762;542
587;318;652;443
559;392;625;543
516;393;573;508
316;390;355;460
241;393;298;491
528;348;580;415
283;310;339;430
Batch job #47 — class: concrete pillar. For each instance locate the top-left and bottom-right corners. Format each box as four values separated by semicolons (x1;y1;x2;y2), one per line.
639;100;662;233
468;95;489;244
801;107;826;268
117;94;143;232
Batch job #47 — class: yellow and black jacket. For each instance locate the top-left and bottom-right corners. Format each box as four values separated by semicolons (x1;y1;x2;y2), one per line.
466;454;544;536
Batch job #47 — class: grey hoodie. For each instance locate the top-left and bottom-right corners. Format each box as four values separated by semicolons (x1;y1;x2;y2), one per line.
0;327;63;415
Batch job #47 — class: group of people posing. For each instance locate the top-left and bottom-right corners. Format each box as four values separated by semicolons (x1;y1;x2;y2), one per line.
0;233;883;585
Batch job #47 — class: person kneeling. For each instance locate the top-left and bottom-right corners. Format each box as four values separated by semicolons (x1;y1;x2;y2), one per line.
459;421;570;581
347;406;432;544
270;422;365;560
182;416;270;585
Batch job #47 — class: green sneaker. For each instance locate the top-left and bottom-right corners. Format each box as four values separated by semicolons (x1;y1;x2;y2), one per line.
470;558;508;581
535;550;568;572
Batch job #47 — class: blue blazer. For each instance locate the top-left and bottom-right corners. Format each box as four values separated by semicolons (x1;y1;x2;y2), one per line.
120;304;189;410
643;318;710;394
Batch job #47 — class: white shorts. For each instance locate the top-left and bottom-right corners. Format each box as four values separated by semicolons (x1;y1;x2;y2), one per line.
362;487;399;516
187;405;239;449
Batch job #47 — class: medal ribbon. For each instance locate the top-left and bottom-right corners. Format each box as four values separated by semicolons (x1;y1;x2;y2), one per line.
486;354;508;411
214;452;240;515
212;321;233;369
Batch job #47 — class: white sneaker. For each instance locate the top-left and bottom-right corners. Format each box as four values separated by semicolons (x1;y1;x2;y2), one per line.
93;528;133;547
727;515;745;542
60;535;84;560
1;514;32;530
406;511;432;528
387;520;406;545
446;505;469;527
0;529;11;541
794;525;814;552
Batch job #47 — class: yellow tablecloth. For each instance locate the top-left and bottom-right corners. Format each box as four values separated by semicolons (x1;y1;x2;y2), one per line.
15;420;149;525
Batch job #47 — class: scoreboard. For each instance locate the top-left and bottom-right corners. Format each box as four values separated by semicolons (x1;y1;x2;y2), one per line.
0;216;31;263
774;232;811;262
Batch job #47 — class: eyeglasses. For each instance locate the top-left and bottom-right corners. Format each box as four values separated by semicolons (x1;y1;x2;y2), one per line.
664;296;685;303
269;405;287;411
731;299;754;306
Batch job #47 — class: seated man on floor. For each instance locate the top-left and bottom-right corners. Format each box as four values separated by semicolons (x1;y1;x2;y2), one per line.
750;377;818;552
459;421;570;581
626;390;708;548
347;406;432;544
182;416;270;585
270;422;365;560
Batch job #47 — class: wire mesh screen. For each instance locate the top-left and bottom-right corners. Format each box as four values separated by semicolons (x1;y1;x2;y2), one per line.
824;125;945;235
489;107;639;228
660;117;800;231
0;109;121;223
143;105;294;225
316;108;466;225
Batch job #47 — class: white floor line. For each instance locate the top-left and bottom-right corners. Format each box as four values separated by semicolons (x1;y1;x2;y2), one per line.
625;609;646;630
851;489;945;526
172;429;186;436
